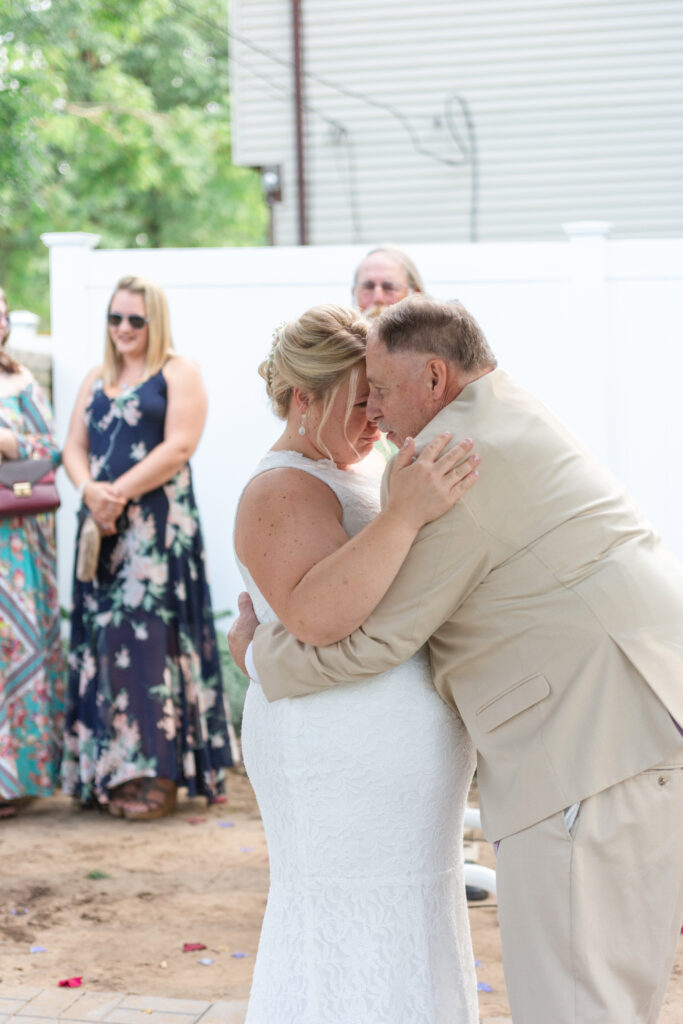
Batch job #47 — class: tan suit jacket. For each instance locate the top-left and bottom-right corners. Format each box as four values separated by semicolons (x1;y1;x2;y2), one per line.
252;369;683;841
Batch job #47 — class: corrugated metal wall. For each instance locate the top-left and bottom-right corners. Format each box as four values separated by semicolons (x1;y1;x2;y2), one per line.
229;0;683;244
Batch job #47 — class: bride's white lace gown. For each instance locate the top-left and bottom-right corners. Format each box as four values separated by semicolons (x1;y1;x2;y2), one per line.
236;449;478;1024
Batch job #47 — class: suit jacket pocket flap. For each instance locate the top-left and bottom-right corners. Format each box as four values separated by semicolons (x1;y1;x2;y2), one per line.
476;673;550;733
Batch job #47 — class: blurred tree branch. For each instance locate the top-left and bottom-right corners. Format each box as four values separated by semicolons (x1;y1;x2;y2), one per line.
0;0;267;324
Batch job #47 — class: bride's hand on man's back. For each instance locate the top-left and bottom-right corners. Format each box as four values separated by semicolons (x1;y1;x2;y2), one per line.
387;433;480;531
228;591;260;675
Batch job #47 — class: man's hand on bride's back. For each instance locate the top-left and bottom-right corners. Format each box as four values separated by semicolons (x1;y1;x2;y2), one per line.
228;591;260;675
386;433;480;531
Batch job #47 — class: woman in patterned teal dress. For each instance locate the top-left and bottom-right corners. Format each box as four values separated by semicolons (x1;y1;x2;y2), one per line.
0;287;66;819
62;276;237;820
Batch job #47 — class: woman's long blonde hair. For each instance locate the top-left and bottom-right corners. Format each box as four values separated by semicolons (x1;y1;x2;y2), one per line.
259;304;368;459
102;275;175;387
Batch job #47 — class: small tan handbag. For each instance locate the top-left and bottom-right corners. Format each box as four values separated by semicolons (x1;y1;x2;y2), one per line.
75;514;101;583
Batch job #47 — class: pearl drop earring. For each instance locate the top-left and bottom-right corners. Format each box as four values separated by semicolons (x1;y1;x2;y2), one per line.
298;412;306;436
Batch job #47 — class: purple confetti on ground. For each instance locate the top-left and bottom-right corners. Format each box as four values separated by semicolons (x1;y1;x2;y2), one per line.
475;959;482;967
218;821;235;828
231;952;249;959
239;846;253;852
30;945;47;953
12;908;28;916
198;958;214;966
477;982;493;993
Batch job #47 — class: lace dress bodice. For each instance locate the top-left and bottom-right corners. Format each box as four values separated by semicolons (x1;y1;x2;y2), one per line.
236;447;386;625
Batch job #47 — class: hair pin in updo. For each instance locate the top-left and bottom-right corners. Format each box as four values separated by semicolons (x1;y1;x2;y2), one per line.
267;320;288;387
271;320;287;344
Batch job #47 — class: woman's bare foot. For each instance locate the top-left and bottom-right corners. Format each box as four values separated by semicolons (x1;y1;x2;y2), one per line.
108;779;143;818
119;778;177;821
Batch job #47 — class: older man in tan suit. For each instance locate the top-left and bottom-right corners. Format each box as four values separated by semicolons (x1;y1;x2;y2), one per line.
230;296;683;1023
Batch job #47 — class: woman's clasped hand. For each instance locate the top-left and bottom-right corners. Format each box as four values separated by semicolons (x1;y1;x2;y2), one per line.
81;479;126;534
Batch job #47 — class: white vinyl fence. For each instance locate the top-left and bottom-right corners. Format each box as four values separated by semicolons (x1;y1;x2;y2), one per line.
43;224;683;620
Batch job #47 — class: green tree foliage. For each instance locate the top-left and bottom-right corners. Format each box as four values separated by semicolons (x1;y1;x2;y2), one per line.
0;0;267;323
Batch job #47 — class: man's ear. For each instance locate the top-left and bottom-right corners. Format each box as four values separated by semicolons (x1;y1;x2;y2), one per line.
427;359;449;402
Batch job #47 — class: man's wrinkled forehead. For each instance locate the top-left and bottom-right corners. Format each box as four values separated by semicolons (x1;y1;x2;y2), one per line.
366;331;421;382
355;253;407;287
365;332;392;384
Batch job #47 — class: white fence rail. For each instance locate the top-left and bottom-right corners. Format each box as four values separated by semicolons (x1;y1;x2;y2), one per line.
43;225;683;619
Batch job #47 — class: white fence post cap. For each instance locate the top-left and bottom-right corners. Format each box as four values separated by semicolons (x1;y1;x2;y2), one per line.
9;309;41;329
40;232;101;249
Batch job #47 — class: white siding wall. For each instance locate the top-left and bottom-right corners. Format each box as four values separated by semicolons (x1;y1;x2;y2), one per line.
228;0;300;245
229;0;683;244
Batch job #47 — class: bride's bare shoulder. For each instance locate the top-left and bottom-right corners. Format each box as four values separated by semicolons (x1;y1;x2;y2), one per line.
235;465;342;558
240;464;338;512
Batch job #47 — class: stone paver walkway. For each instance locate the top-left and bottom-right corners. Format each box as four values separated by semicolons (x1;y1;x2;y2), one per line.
0;989;247;1024
0;986;511;1023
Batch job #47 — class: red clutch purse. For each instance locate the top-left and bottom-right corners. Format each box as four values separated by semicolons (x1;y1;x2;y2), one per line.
0;456;60;518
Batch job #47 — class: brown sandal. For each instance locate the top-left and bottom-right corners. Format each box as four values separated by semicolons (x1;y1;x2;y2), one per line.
0;802;18;820
108;779;143;818
120;777;177;821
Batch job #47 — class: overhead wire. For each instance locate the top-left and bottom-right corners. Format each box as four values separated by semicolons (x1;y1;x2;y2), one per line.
171;0;477;239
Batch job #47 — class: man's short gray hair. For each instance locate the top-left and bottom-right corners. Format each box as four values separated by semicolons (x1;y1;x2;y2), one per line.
374;295;497;373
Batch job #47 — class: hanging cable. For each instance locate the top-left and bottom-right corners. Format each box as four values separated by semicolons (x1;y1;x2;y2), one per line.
171;0;477;238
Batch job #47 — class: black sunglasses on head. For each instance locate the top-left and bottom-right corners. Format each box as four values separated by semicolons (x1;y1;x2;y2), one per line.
108;313;148;329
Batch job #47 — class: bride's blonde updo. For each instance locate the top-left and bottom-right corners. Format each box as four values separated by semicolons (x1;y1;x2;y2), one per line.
259;304;368;447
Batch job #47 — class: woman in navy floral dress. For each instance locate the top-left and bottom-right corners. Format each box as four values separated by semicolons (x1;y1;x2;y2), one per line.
62;276;237;819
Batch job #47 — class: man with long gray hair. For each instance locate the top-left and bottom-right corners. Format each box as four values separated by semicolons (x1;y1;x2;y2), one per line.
351;245;425;319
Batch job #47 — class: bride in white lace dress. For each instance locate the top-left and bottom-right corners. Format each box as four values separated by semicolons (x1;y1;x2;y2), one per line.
233;305;480;1023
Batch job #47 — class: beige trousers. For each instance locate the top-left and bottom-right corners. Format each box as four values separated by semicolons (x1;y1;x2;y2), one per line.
495;758;683;1023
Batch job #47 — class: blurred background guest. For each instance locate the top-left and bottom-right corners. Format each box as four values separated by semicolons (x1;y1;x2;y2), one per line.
0;286;65;819
351;245;425;319
61;275;238;820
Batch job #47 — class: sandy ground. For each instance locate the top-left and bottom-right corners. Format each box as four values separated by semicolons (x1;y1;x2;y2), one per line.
1;768;681;1021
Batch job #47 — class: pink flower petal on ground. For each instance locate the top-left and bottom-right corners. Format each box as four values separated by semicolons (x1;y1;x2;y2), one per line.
58;977;83;988
186;817;206;825
182;942;206;952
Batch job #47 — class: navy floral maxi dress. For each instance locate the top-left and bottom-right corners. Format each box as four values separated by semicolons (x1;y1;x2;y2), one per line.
62;371;238;808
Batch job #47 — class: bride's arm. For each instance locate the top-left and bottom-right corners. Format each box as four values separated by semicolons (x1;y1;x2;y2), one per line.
234;435;479;645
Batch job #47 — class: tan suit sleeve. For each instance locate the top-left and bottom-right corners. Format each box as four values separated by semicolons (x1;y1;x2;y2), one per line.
252;498;492;700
